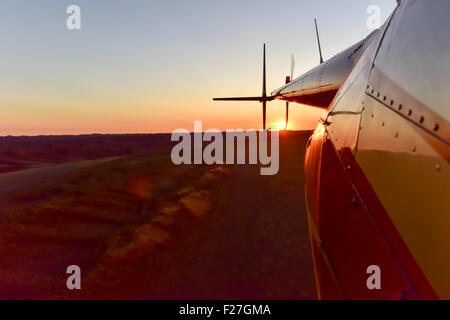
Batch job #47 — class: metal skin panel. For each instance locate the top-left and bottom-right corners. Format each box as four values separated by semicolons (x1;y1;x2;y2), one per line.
357;92;449;299
305;125;434;299
369;0;450;123
317;140;422;299
303;10;413;299
326;26;384;154
356;0;450;298
305;0;448;299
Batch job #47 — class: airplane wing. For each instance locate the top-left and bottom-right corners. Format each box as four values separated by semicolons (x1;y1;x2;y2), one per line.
272;30;378;109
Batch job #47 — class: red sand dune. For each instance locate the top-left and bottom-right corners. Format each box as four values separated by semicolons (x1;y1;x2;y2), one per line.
0;131;316;299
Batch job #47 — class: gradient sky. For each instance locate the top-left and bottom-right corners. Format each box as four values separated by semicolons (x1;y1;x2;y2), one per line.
0;0;396;135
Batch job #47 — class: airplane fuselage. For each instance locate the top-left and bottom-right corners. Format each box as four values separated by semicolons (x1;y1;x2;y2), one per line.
304;0;449;299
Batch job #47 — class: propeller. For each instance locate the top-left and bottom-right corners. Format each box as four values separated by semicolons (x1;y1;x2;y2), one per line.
214;21;325;130
213;44;275;130
285;54;295;130
262;44;267;130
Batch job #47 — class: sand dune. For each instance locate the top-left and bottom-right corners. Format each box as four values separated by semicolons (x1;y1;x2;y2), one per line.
0;131;315;299
0;157;121;196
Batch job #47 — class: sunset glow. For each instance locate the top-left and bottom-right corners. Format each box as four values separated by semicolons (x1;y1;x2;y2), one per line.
270;121;287;131
0;0;396;136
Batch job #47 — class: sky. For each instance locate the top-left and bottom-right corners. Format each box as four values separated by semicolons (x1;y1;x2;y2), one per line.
0;0;396;136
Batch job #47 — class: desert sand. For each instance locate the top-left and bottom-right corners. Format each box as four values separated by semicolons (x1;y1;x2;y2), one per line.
0;131;316;299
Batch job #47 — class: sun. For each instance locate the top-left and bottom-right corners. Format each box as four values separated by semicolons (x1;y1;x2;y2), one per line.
270;121;287;131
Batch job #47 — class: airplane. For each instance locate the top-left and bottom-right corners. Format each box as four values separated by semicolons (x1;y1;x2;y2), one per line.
214;0;450;300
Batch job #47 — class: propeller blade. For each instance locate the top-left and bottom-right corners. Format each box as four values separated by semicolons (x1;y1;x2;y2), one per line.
286;101;289;130
213;97;264;101
262;43;267;98
263;100;267;130
212;43;273;131
213;96;275;102
262;43;267;129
